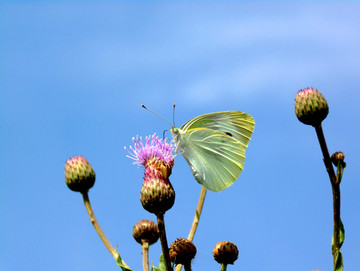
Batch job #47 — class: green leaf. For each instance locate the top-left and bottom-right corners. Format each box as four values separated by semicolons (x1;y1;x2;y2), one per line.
158;254;167;271
151;265;161;271
337;161;346;184
334;251;343;271
339;218;345;248
331;218;345;252
151;254;167;271
116;254;133;271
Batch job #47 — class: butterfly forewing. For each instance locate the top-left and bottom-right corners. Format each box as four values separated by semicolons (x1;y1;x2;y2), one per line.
180;111;254;148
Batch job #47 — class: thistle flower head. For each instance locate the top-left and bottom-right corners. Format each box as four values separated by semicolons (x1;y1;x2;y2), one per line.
140;167;175;214
213;241;239;265
64;155;95;193
125;134;175;174
169;238;197;266
295;87;329;126
132;219;159;245
127;133;176;214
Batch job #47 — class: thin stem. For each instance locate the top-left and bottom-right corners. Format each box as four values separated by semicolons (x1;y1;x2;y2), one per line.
220;264;227;271
314;125;342;265
315;125;337;183
175;186;207;271
188;186;207;241
157;213;172;271
141;241;149;271
81;192;130;269
332;183;341;256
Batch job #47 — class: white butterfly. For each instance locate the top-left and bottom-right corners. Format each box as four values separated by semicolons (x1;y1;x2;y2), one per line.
170;111;255;192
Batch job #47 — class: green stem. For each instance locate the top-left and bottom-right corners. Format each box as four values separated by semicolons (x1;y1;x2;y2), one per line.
314;125;342;266
157;213;172;271
141;241;149;271
175;187;207;271
220;264;227;271
81;192;130;269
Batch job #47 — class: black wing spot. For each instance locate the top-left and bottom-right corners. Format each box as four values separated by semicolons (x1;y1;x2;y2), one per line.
225;132;233;137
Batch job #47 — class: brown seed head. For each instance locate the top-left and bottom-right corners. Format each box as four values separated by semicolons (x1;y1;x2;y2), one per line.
169;238;197;265
132;219;159;245
213;241;239;265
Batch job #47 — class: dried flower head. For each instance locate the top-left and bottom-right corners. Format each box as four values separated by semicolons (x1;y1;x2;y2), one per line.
169;238;197;266
132;219;159;245
295;87;329;126
213;241;239;265
64;155;95;193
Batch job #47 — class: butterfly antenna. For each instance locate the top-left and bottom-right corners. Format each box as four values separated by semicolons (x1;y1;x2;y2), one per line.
172;104;176;127
141;104;173;127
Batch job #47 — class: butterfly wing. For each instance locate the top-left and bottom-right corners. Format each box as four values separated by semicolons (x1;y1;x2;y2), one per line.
174;111;255;192
176;127;247;192
180;111;254;150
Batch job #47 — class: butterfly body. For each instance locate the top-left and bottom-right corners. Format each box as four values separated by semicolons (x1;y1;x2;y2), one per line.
170;111;254;192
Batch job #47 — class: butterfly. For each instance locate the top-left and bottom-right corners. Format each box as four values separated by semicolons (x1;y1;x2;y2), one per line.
170;111;255;192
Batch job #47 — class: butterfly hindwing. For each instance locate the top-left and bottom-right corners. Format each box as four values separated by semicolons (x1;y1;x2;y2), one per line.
176;127;245;192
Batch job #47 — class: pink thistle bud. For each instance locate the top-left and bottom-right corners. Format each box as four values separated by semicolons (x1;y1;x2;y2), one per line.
295;87;329;126
64;156;95;193
140;167;175;214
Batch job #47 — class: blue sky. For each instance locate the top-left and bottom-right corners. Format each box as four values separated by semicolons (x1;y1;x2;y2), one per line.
1;1;360;271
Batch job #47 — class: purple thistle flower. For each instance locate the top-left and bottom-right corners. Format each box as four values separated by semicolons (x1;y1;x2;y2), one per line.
126;133;176;214
125;133;175;167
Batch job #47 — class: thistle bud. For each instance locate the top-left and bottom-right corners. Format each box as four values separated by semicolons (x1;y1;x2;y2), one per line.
295;88;329;126
169;238;197;266
64;156;95;193
331;151;346;167
140;167;175;214
132;219;159;245
213;241;239;265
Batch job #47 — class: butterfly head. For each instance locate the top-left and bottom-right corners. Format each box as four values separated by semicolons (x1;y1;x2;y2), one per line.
170;126;179;133
170;126;180;139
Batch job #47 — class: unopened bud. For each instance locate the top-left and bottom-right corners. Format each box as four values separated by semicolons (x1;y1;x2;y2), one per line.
64;156;95;193
140;167;175;214
331;151;346;167
295;88;329;126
